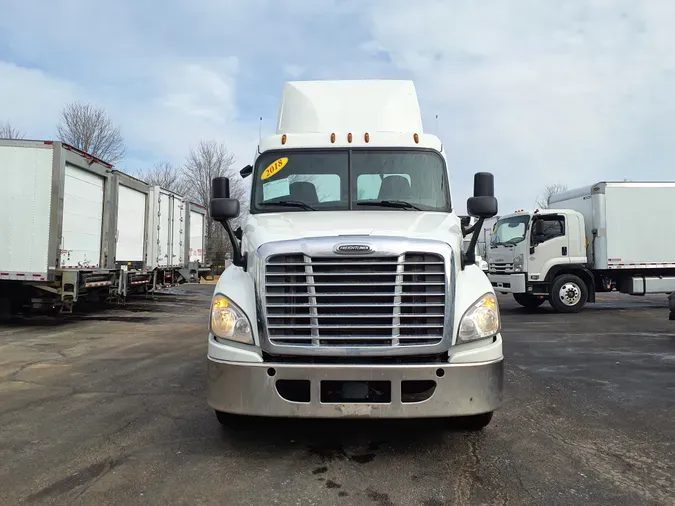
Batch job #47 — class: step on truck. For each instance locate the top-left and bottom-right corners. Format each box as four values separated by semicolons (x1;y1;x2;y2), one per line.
487;182;675;312
206;79;503;429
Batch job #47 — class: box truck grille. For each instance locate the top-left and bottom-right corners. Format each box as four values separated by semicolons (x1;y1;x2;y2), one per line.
264;253;446;348
489;262;513;274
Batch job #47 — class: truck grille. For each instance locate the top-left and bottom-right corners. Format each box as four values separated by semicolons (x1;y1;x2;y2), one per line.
489;262;513;274
263;253;446;348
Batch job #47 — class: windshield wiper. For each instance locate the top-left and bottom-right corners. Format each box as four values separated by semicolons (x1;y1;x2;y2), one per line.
260;200;316;211
357;200;421;211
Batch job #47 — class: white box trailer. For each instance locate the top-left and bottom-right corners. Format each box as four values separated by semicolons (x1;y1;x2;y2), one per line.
106;170;154;296
146;186;186;271
0;139;116;313
178;202;208;283
145;187;209;287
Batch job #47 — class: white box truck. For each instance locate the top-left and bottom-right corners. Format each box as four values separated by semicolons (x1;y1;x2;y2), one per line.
205;79;504;430
487;182;675;312
0;139;117;313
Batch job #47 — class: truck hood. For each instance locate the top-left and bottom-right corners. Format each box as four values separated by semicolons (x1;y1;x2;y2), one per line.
243;211;461;252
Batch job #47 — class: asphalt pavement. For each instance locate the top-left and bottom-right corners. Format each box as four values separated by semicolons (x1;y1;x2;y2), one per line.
0;285;673;505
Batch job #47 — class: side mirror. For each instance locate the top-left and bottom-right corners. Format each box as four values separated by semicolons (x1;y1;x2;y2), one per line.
240;165;253;178
210;177;240;220
210;176;246;269
466;172;498;218
463;172;497;268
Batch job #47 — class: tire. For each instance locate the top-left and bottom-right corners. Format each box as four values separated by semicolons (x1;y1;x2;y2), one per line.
452;411;494;431
549;274;588;313
513;293;545;309
215;410;250;430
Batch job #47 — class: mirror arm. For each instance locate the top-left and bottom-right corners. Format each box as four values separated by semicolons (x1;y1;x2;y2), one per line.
461;217;485;270
218;218;247;271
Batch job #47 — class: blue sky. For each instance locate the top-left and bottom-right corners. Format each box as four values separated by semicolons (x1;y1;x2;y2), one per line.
2;1;675;213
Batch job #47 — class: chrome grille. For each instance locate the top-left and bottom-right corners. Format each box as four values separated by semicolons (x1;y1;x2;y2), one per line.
264;253;446;348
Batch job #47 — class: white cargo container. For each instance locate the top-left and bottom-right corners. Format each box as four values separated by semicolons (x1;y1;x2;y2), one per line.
0;139;115;313
487;181;675;312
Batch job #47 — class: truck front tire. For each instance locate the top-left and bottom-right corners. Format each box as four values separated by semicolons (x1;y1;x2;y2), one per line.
550;274;588;313
513;293;545;310
215;410;250;430
453;411;494;431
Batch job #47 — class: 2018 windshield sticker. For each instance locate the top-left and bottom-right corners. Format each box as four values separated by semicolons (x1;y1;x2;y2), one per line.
261;157;288;180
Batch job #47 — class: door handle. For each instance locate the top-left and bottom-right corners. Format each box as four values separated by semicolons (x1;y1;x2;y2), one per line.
562;247;568;256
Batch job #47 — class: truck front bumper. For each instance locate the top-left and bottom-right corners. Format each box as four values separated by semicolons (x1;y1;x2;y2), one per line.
488;272;526;293
207;357;503;419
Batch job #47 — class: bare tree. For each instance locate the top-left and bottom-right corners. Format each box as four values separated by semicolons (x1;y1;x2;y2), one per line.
0;121;25;139
136;162;188;195
56;101;126;164
183;140;246;264
536;183;568;209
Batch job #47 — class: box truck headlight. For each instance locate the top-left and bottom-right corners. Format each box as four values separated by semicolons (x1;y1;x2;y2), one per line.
457;293;500;343
211;294;253;345
513;253;524;272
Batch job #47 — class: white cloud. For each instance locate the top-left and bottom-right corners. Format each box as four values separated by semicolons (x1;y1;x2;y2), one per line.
2;0;675;213
363;0;675;210
0;62;79;139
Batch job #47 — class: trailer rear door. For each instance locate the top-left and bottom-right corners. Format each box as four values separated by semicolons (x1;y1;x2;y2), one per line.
189;210;205;263
0;143;53;278
171;197;184;267
116;185;146;263
59;163;105;268
157;191;172;267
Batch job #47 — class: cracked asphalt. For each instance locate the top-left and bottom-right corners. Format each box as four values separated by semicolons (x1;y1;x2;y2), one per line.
1;285;674;505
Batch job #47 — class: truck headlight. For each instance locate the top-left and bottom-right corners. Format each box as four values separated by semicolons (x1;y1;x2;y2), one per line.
513;253;524;272
210;294;253;345
457;293;500;343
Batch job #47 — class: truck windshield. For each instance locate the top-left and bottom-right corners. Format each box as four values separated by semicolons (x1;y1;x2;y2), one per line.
250;149;451;213
490;215;530;247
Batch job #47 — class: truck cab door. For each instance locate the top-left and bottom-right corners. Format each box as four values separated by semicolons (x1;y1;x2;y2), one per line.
527;214;569;281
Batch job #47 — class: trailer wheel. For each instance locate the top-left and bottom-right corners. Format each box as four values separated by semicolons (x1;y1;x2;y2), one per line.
451;411;494;431
513;293;545;310
550;274;588;313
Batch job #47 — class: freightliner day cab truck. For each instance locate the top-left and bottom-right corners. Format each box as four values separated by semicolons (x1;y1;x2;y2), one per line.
487;182;675;312
206;80;503;430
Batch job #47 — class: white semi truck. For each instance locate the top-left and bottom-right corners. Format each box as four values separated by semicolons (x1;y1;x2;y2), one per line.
206;80;503;430
487;182;675;312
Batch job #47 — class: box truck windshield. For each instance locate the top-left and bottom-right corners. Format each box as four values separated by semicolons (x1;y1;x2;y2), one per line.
491;215;530;247
251;149;451;213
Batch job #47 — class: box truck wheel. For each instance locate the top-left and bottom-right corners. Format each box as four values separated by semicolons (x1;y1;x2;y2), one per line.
513;293;545;309
550;274;588;313
452;411;494;431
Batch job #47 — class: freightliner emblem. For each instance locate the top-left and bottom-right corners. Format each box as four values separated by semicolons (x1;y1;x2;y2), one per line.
335;244;373;254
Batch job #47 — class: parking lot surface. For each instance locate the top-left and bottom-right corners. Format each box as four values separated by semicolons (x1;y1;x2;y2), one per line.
1;286;673;505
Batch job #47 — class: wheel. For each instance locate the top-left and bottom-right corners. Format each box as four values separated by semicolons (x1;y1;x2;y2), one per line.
452;411;494;431
550;274;588;313
513;293;545;309
215;410;250;430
